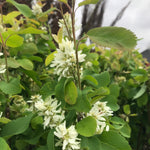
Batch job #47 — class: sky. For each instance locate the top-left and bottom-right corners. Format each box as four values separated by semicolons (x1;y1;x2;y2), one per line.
76;0;150;52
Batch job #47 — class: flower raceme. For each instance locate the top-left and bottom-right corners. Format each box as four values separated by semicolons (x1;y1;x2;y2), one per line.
29;95;65;129
54;121;81;150
50;38;86;80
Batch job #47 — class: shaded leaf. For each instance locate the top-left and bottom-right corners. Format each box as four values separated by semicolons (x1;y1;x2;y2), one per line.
1;114;33;137
6;0;32;17
0;78;22;95
98;130;132;150
47;130;55;150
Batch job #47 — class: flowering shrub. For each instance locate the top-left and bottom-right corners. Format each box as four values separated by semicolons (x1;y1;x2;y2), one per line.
0;0;149;150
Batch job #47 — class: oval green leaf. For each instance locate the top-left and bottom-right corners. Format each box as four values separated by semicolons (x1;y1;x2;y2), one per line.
87;27;137;50
76;116;97;137
65;81;78;105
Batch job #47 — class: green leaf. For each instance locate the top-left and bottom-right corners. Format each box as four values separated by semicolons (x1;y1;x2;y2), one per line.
55;78;66;102
19;43;38;55
6;0;32;17
36;146;48;150
88;87;110;104
1;114;33;137
40;81;56;99
98;130;132;150
38;7;56;19
120;123;131;138
93;71;110;87
81;136;101;150
0;78;22;95
68;89;91;113
64;81;78;105
101;95;119;111
78;0;99;7
87;27;137;50
31;116;43;129
137;93;148;107
47;130;55;150
133;84;146;99
123;105;131;115
0;117;11;124
0;58;20;68
17;27;45;34
58;0;67;4
17;59;33;70
5;34;24;48
109;84;120;98
45;51;57;66
0;137;11;150
3;11;21;25
82;75;98;87
76;116;97;137
131;69;148;82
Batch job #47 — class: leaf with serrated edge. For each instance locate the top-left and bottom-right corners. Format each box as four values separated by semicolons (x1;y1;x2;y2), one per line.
79;0;99;7
87;27;137;50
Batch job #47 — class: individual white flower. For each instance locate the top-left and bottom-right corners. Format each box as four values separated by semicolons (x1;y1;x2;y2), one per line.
32;3;42;15
0;64;6;74
50;38;86;80
54;121;81;150
87;101;113;134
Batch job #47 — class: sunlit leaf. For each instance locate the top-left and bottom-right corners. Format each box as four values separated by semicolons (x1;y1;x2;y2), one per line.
65;81;78;105
45;51;57;66
0;137;11;150
76;116;97;137
78;0;99;7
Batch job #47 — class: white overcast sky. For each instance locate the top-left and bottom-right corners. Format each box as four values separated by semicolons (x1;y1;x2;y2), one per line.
76;0;150;52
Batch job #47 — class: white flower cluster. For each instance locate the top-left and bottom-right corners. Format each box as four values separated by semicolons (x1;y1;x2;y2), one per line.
0;52;6;74
58;12;81;38
87;101;113;134
32;2;42;15
51;38;86;80
29;95;81;149
54;121;80;150
30;95;65;129
58;12;72;38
